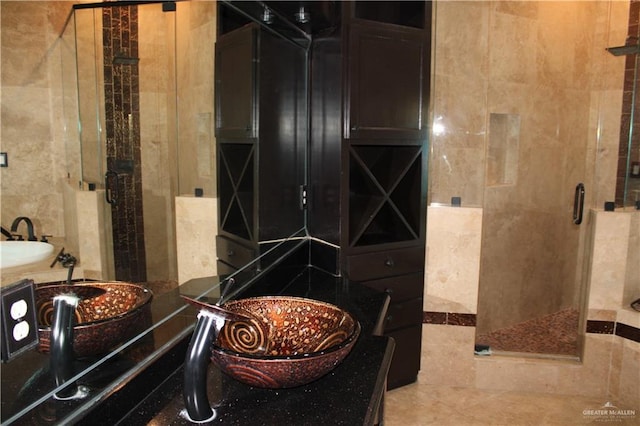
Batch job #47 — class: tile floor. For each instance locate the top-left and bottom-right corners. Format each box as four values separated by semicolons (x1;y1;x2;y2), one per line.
475;309;579;356
384;382;639;425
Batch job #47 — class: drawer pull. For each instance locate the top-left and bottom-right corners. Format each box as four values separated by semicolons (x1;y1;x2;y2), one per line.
384;258;394;267
227;249;235;257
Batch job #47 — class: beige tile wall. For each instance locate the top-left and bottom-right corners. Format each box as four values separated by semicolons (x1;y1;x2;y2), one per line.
175;196;218;284
423;207;640;405
424;206;482;314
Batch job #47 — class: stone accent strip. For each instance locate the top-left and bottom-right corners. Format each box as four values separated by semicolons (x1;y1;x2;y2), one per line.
615;322;640;343
586;320;615;334
423;311;476;327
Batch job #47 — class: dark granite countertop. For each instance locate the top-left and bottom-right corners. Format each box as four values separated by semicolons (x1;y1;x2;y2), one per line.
2;240;393;425
82;267;393;425
117;335;394;425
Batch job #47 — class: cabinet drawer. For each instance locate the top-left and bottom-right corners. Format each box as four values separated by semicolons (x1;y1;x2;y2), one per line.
361;272;423;303
384;298;423;331
216;236;255;269
346;247;424;281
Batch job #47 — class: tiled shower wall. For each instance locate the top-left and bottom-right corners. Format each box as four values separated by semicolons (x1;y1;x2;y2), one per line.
102;6;147;282
616;0;640;205
423;207;640;409
615;0;640;206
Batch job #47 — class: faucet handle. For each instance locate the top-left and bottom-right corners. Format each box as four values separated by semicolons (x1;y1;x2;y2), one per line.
40;235;52;243
12;233;23;241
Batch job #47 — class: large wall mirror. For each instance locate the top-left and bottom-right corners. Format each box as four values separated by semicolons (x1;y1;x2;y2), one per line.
2;1;311;423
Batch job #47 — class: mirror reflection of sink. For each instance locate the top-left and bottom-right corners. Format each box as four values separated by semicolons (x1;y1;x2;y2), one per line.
36;282;154;357
0;241;55;269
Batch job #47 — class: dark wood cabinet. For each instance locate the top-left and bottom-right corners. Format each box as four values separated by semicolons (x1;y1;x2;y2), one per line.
216;0;431;390
345;22;427;140
215;19;306;268
215;26;256;139
310;2;431;390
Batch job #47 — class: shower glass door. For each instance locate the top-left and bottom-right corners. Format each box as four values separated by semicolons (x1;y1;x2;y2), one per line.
74;2;180;283
430;1;628;357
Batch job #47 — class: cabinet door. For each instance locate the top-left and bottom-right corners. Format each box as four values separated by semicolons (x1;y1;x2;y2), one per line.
215;25;256;139
345;21;427;140
386;325;422;389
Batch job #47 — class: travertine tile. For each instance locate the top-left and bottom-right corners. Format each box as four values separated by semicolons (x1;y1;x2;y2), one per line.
385;382;638;426
175;196;217;284
424;207;482;314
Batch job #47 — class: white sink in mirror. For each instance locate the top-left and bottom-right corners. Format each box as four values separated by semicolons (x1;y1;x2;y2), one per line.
0;241;55;269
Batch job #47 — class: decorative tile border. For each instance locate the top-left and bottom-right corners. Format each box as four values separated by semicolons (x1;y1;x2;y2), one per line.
586;320;615;335
423;312;640;344
423;311;476;327
585;320;640;343
615;322;640;343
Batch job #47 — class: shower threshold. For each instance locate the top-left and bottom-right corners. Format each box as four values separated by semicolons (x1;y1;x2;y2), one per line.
481;349;581;363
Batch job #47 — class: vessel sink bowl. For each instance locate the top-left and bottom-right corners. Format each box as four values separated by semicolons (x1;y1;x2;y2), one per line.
0;241;54;269
210;296;360;389
35;282;153;358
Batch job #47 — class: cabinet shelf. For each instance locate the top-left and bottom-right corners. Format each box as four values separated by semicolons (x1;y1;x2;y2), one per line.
349;145;422;247
219;143;255;241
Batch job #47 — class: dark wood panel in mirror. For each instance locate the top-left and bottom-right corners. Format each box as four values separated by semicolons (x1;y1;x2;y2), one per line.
215;26;256;139
216;5;307;255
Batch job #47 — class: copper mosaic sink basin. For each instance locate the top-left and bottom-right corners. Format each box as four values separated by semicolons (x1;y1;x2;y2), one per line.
209;296;360;389
35;282;153;358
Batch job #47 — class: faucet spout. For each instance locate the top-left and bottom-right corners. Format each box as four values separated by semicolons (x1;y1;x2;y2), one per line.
10;216;36;241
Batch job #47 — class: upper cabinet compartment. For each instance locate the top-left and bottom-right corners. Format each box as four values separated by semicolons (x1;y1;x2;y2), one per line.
215;25;256;139
354;1;425;28
345;21;427;140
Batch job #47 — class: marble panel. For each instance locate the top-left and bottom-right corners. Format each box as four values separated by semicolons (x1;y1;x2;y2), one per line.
616;339;640;409
433;1;489;79
588;211;631;311
488;9;537;84
75;189;109;278
555;333;613;397
175;196;217;284
418;325;476;388
424;206;482;314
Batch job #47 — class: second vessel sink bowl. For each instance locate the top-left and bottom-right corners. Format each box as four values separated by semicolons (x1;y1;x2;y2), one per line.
209;296;360;388
0;241;54;269
35;282;153;358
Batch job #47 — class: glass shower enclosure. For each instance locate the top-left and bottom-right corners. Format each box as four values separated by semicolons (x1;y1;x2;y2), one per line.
429;1;633;357
61;1;217;284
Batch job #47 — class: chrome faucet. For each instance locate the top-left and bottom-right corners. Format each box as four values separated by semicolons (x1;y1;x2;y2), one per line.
10;216;37;241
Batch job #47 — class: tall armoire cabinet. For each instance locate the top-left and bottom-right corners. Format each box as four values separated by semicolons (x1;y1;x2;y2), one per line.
215;0;431;390
214;11;306;274
309;1;431;389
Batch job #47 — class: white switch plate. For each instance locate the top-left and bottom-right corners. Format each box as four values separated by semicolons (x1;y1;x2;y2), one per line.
0;152;7;167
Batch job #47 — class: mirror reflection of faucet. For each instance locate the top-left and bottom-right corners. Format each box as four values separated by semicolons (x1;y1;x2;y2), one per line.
10;216;37;241
50;249;78;285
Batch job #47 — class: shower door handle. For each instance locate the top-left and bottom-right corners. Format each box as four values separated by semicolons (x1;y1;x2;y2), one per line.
105;170;118;205
573;183;585;225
